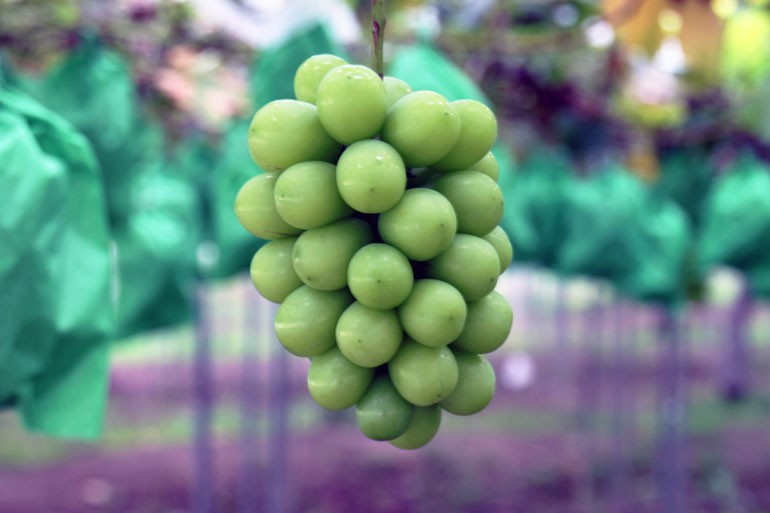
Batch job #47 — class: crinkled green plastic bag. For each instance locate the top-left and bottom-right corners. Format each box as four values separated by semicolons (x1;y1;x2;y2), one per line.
0;87;113;438
558;167;689;303
114;154;201;338
102;116;166;226
0;55;22;89
29;34;144;225
699;154;770;269
500;148;573;268
699;154;770;297
656;147;715;228
250;22;347;107
747;253;770;298
558;168;644;280
0;54;40;96
619;192;690;303
31;32;136;155
24;35;199;337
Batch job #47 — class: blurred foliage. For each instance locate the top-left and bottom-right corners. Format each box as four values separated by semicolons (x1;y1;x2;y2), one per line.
0;0;252;137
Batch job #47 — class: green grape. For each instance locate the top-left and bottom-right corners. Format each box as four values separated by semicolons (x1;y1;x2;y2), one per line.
482;226;513;273
336;140;407;213
381;91;461;167
378;188;457;261
316;64;388;144
468;151;499;182
383;76;412;107
235;174;303;239
274;161;352;229
294;54;347;104
433;171;503;236
356;375;414;441
452;291;513;354
292;218;374;291
248;100;341;172
249;238;302;303
389;405;442;450
427;234;499;302
307;346;374;410
347;243;413;309
398;279;467;347
433;100;498;171
274;286;352;357
439;351;496;415
336;303;403;367
388;339;459;406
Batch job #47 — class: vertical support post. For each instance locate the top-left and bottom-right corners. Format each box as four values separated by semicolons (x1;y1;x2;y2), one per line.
237;288;263;513
554;278;569;404
657;306;687;513
576;282;605;512
721;278;752;402
609;298;627;512
193;282;215;513
267;301;290;513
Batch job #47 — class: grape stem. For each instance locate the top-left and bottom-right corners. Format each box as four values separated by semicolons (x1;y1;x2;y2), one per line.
371;0;386;79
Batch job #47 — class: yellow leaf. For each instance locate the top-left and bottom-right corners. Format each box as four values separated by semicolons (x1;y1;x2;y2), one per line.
625;132;660;183
676;0;724;83
721;8;770;85
603;0;667;56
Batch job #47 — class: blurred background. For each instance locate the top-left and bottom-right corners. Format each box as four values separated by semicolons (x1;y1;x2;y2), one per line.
1;0;770;512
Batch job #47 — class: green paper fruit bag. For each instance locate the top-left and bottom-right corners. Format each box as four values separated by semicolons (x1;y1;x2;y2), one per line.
0;86;113;438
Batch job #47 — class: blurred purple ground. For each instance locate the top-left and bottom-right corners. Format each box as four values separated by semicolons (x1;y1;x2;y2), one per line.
2;350;770;513
2;273;769;513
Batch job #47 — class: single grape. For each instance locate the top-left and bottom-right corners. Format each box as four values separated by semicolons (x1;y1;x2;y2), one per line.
439;351;496;415
383;76;412;107
377;188;457;261
347;243;413;309
307;346;374;410
274;161;352;229
398;279;467;347
356;375;414;441
482;226;513;273
274;286;352;357
433;170;503;236
316;64;388;144
336;303;403;367
388;339;459;406
294;54;348;104
427;234;499;302
336;140;406;213
381;91;461;167
468;151;499;181
248;100;341;172
235;174;303;239
452;290;513;354
389;405;442;450
433;100;498;171
293;218;374;290
249;237;302;303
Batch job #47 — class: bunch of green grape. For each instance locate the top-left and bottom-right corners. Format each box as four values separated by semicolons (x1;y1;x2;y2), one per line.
235;54;513;450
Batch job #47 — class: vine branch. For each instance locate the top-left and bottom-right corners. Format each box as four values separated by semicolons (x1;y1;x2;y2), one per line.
371;0;386;78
